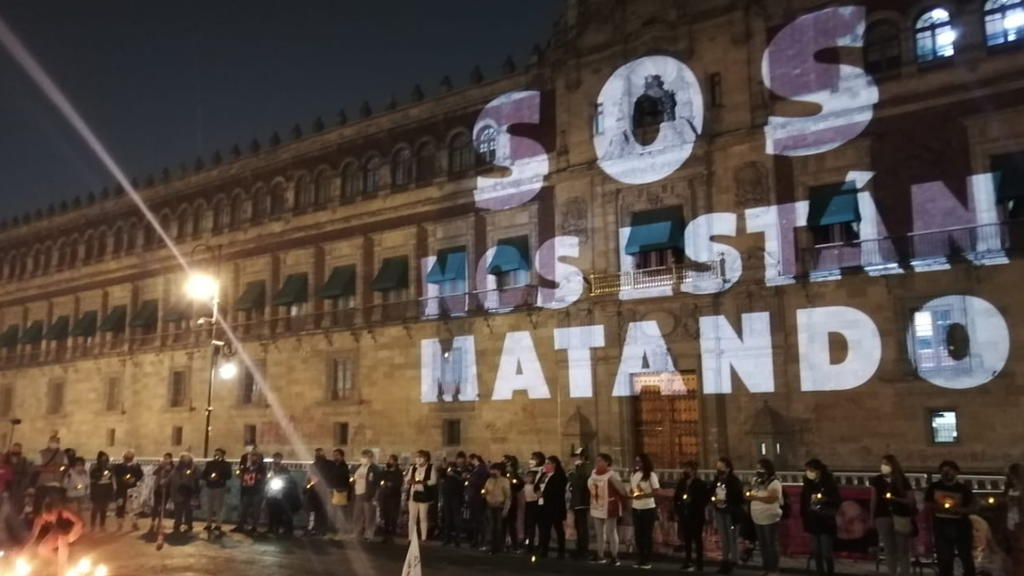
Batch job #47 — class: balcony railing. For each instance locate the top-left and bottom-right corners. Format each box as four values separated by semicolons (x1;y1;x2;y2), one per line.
588;260;726;296
420;286;538;319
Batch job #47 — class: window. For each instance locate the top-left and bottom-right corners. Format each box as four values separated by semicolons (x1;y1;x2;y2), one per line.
708;73;723;107
439;346;465;399
230;195;245;228
930;410;959;444
0;385;12;417
240;364;262;405
341;163;360;199
636;248;674;270
295;175;313;210
865;20;903;76
169;370;188;408
442;419;461;447
243;424;257;446
915;8;956;63
329;357;355;401
488;236;531;290
812;222;859;246
46;380;64;415
392;148;413;187
448;132;474;175
910;301;970;372
416;142;436;182
104;377;121;412
314;171;332;206
593;102;605;135
171;425;183;447
106;428;116;448
984;0;1024;47
992;151;1024;218
251;187;268;221
334;422;349;446
497;268;530;289
807;183;861;246
362;156;381;194
94;231;107;260
270;183;286;216
475;126;497;164
176;210;190;239
632;74;677;146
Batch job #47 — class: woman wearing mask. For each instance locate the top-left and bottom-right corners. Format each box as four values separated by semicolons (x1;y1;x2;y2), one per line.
712;457;744;574
62;457;90;518
802;458;841;576
870;455;915;576
589;453;627;566
149;452;174;534
88;453;114;531
170;452;200;534
746;458;783;576
504;455;525;553
630;453;660;570
406;449;437;542
538;455;568;559
378;454;404;544
674;460;709;572
524;451;545;554
1003;463;1023;575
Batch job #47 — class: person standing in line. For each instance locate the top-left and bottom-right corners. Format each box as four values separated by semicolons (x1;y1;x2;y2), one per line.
6;443;32;518
465;453;489;550
112;449;144;531
504;455;525;553
747;458;783;576
568;448;593;561
630;453;660;570
62;457;89;518
149;452;174;534
712;457;744;575
482;462;512;555
378;454;404;544
674;460;709;572
524;451;545;554
406;449;438;542
589;453;627;567
441;451;467;546
305;448;334;537
538;455;568;560
33;433;67;515
170;452;199;534
1003;463;1023;575
201;448;232;535
88;452;115;532
926;460;977;576
236;448;267;535
330;448;352;539
352;449;380;542
802;458;841;576
870;454;916;576
265;453;301;538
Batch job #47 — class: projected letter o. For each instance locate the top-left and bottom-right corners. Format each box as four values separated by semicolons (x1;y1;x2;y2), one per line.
906;295;1010;390
593;55;704;185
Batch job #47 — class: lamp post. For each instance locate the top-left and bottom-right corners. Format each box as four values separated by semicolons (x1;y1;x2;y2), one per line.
185;244;228;459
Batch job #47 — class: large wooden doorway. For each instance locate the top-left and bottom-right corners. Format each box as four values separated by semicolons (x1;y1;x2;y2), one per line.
632;372;701;468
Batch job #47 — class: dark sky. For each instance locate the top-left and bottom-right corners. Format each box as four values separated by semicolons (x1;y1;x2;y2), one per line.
0;1;563;219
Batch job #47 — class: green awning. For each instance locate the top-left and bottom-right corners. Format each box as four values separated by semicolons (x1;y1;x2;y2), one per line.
234;280;266;312
272;273;309;306
129;299;159;329
98;305;127;333
426;247;467;284
320;265;356;299
0;325;18;349
371;256;409;292
19;321;43;345
44;316;70;341
624;208;685;255
808;182;860;227
992;152;1024;202
162;302;192;323
70;311;98;337
487;236;531;274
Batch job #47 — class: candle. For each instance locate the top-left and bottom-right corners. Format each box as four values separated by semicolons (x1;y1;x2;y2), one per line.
76;484;83;490
481;489;486;495
211;473;217;479
815;492;823;500
103;471;110;477
683;494;689;500
745;491;751;497
943;501;953;509
187;470;192;475
710;495;717;502
464;480;469;486
885;492;892;499
124;475;131;481
987;496;996;505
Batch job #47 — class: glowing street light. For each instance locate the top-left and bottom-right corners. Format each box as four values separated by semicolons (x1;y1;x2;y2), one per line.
217;360;239;380
184;273;219;302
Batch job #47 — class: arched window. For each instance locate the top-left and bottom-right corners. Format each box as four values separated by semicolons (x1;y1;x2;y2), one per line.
984;0;1024;46
54;242;67;269
159;213;172;240
295;175;313;210
67;239;79;266
83;235;95;263
6;255;17;278
362;156;381;194
475;126;497;164
341;162;360;200
865;20;903;75
251;187;268;222
448;132;474;175
416;142;436;183
915;8;956;62
176;209;191;239
314;170;332;206
112;227;125;254
270;182;286;216
95;230;108;260
392;148;413;187
42;245;52;272
142;226;155;249
211;200;226;232
230;194;245;228
192;204;205;236
31;249;42;274
17;253;27;278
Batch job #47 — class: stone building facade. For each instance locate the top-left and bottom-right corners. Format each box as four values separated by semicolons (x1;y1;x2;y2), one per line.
0;0;1021;471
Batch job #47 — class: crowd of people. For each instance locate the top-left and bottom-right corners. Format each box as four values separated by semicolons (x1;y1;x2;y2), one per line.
0;433;1021;576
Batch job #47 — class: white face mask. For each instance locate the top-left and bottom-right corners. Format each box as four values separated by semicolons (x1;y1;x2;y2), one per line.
880;464;892;475
806;471;818;481
415;458;425;466
48;442;59;450
360;458;369;465
245;446;255;453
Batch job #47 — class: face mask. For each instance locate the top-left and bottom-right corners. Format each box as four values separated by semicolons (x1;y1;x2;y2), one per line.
543;463;554;474
245;446;255;453
528;460;537;468
360;458;369;465
48;443;58;450
756;470;766;478
716;468;726;476
880;464;892;475
941;472;956;483
682;471;692;479
415;458;425;466
806;471;818;481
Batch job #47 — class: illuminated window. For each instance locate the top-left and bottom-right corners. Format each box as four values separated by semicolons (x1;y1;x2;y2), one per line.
333;422;349;446
341;163;360;200
171;426;183;447
442;419;461;447
239;364;262;405
475;126;497;164
448;132;474;175
915;8;956;62
439;346;465;399
930;410;959;444
329;357;355;401
910;298;971;373
392;148;413;187
984;0;1024;47
865;20;903;76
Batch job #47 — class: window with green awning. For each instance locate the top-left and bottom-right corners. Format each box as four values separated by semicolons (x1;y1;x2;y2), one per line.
624;207;686;255
44;316;70;341
70;311;98;337
129;299;159;329
0;325;18;349
162;302;193;323
371;256;409;292
98;305;127;333
234;280;266;312
992;152;1024;203
426;247;467;284
19;321;43;345
319;265;356;299
272;273;309;306
486;237;530;274
807;182;860;227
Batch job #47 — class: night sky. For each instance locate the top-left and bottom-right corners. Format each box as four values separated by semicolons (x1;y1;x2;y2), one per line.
0;1;562;219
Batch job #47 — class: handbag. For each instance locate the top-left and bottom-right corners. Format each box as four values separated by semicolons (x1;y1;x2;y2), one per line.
893;515;913;535
331;489;349;506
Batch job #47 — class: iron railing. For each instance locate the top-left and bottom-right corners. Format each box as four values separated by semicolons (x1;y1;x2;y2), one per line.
589;259;725;296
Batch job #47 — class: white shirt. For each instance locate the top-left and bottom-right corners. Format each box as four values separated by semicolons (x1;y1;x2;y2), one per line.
588;470;625;519
354;463;369;496
750;478;783;525
630;471;660;510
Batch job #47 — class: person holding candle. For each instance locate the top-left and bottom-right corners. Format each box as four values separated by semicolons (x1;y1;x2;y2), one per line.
406;449;438;543
674;460;709;572
801;458;840;576
201;447;232;536
170;452;200;534
524;451;546;555
589;453;628;566
747;458;783;576
482;462;512;555
1003;463;1023;575
925;460;977;576
378;454;403;544
465;454;490;550
504;454;525;553
112;449;144;531
870;454;915;576
538;455;568;559
630;453;660;570
149;452;174;534
712;457;744;574
62;457;89;518
352;449;380;542
88;451;114;531
441;451;468;547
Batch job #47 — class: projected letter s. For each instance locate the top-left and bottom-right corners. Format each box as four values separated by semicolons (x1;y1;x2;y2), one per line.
474;91;549;211
762;6;878;157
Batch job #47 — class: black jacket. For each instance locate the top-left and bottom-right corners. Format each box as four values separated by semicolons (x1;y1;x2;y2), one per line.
333;460;351;492
539;469;568;518
201;458;232;489
442;464;468;499
801;474;841;535
266;466;302;513
238;455;267;493
379;466;403;502
674;476;710;524
712;473;745;518
112;461;144;493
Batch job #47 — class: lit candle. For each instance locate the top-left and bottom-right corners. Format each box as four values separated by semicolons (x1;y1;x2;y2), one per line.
987;496;996;505
124;475;131;481
187;470;192;475
464;480;469;486
943;501;953;509
76;484;83;490
710;495;717;502
380;480;385;486
683;494;689;501
103;471;110;477
211;473;217;479
815;492;823;500
481;489;486;495
885;492;892;499
745;491;751;497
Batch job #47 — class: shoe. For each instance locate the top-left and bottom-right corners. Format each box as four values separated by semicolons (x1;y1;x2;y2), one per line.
683;567;699;573
590;557;605;564
608;559;622;567
637;564;653;570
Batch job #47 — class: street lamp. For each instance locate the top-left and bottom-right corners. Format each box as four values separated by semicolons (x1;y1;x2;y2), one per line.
186;244;222;459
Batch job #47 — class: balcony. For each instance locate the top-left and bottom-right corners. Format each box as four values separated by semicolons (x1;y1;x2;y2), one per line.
588;260;726;296
420;286;537;319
